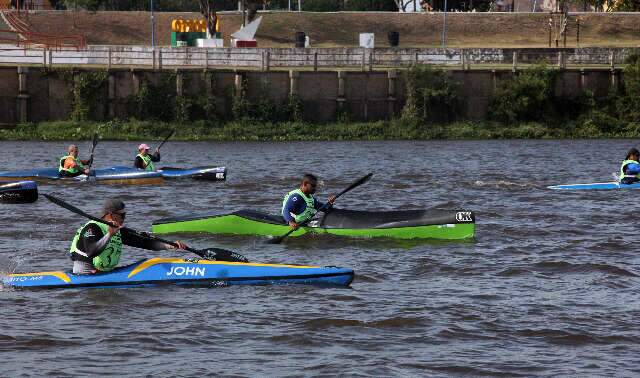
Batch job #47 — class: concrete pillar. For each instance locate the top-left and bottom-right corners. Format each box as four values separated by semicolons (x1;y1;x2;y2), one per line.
557;51;564;69
609;50;615;69
337;71;346;110
234;70;243;96
176;69;183;96
107;70;116;119
580;68;587;92
132;69;141;95
491;69;497;92
17;66;29;123
512;51;517;72
610;68;619;93
289;70;299;96
387;70;397;118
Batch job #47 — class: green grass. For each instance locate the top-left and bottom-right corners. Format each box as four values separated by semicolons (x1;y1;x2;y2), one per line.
2;119;640;141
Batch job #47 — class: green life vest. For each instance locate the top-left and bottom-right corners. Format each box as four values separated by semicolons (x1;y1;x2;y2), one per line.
69;220;123;272
58;155;84;174
282;189;316;223
137;153;155;171
619;159;640;181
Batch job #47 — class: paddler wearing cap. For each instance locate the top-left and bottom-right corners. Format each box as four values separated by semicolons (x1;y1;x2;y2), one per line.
69;198;187;274
134;143;160;172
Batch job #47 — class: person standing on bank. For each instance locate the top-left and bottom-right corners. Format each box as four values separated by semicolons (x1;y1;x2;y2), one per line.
134;143;160;171
59;144;91;177
282;174;336;230
69;198;186;274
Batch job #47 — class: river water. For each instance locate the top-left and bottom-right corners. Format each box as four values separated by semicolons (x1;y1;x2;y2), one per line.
0;139;639;376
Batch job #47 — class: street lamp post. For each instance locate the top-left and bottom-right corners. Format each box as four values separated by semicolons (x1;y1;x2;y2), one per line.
441;0;448;47
151;0;156;49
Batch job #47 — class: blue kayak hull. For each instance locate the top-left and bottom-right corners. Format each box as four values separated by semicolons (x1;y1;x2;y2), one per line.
158;166;227;181
0;166;162;185
547;182;640;190
2;258;354;289
0;180;38;203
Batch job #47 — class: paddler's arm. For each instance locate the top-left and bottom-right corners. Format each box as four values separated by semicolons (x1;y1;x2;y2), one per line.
77;223;112;258
626;162;640;175
314;195;336;212
150;149;160;162
120;229;186;251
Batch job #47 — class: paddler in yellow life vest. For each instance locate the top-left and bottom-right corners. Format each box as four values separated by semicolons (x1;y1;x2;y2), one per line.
134;143;160;171
620;148;640;185
282;174;336;230
69;198;187;274
58;144;91;177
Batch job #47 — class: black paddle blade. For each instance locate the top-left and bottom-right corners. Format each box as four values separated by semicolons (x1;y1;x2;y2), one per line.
200;248;249;263
338;172;373;197
44;193;100;222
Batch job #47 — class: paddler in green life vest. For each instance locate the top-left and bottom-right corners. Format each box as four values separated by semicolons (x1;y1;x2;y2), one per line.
620;148;640;185
282;174;336;229
58;144;92;177
70;198;187;274
134;143;160;171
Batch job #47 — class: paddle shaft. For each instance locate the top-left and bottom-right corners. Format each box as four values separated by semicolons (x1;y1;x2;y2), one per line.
86;133;99;171
43;194;247;262
269;173;373;244
156;130;175;151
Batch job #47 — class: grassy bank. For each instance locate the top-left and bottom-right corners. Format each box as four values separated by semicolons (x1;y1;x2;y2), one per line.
2;119;639;141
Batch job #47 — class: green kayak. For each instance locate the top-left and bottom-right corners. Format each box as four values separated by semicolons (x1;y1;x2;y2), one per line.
152;208;475;240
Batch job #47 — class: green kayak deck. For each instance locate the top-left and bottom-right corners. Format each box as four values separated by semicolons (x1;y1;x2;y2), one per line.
152;208;475;240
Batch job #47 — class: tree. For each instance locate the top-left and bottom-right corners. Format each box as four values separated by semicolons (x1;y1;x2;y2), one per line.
199;0;218;38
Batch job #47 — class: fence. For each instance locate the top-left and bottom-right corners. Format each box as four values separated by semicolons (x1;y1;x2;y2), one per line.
0;44;632;70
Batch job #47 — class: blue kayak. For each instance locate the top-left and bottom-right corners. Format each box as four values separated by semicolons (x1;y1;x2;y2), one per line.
158;166;227;181
2;258;354;289
0;180;38;203
0;166;163;185
547;182;640;190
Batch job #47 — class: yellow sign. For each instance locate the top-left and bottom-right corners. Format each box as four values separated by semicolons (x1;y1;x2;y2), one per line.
171;19;208;33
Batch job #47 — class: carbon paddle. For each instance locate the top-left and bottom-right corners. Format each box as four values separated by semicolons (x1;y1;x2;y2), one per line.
156;129;175;151
267;172;373;244
83;133;99;180
44;194;248;263
86;133;99;170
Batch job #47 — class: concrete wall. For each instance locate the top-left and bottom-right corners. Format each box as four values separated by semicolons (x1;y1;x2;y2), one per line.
0;66;623;126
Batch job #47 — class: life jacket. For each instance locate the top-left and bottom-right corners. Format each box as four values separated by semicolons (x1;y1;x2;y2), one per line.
59;155;84;174
137;153;155;171
619;159;640;182
69;221;123;272
282;189;316;223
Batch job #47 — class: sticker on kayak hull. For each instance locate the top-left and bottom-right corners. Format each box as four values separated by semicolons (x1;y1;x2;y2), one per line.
455;212;473;222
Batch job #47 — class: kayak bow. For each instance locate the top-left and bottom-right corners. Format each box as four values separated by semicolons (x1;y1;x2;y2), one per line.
157;166;227;181
547;182;640;190
2;258;354;289
0;180;38;203
152;208;476;240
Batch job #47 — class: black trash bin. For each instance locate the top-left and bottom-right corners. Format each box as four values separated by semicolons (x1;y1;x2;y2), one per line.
388;31;399;47
295;31;306;48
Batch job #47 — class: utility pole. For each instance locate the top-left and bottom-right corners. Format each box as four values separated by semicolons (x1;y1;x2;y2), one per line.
288;0;291;11
151;0;155;48
298;0;302;11
441;0;448;47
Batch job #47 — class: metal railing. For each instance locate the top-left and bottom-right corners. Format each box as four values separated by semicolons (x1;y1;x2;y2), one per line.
1;10;86;50
0;45;631;70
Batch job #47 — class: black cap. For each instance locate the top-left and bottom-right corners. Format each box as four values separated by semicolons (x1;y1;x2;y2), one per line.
102;198;125;217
